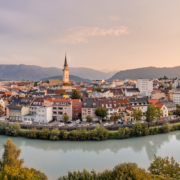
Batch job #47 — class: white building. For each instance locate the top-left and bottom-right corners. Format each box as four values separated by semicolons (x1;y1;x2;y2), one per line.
88;89;113;98
136;79;153;97
173;79;180;89
91;79;105;84
22;106;52;123
173;91;180;104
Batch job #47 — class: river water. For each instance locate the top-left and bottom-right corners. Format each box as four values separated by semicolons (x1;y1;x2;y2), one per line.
1;131;180;180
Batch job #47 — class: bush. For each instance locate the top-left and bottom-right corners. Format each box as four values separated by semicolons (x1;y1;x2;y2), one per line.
133;122;143;137
78;129;87;140
5;123;20;136
0;121;7;134
68;130;79;141
161;121;171;133
50;128;60;141
39;128;50;139
26;128;38;139
118;127;131;139
18;130;26;137
92;125;109;140
59;130;68;140
141;123;149;136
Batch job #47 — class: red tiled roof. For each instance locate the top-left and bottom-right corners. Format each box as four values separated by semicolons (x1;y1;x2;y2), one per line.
155;103;164;109
45;98;71;102
148;99;159;105
55;89;66;95
86;87;92;90
126;106;134;111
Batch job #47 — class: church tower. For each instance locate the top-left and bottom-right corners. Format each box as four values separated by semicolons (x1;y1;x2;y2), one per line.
63;54;69;83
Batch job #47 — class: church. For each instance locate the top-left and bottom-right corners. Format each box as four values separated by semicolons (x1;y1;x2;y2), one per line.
63;54;69;83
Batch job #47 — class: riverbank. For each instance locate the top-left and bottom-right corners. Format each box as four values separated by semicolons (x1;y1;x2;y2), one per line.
0;120;179;142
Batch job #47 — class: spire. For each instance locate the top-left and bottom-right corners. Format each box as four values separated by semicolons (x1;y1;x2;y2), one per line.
64;53;68;67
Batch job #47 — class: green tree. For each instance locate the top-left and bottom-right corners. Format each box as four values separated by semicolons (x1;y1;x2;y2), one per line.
0;121;7;135
34;82;37;87
59;130;68;140
93;125;109;140
148;155;180;178
133;122;143;136
118;127;131;139
63;82;70;86
155;105;163;118
110;112;121;124
92;86;103;92
50;128;60;140
131;107;143;121
174;108;180;116
39;128;50;139
158;84;164;89
5;123;21;136
63;114;69;125
71;90;81;99
86;115;93;123
165;84;173;90
26;128;38;139
146;104;157;128
60;92;66;95
161;121;171;133
0;139;47;180
95;107;108;121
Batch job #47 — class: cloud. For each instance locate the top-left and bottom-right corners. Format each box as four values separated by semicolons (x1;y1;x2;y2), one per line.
53;26;129;44
108;16;119;21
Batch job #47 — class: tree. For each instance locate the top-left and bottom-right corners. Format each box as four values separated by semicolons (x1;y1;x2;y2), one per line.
26;128;38;139
0;104;4;116
0;139;47;180
63;82;70;86
155;105;163;118
60;92;66;95
39;128;50;139
148;155;180;178
5;122;21;136
174;108;180;116
71;90;81;99
165;84;173;90
34;81;37;87
86;115;93;123
146;104;157;128
95;107;108;121
110;112;121;124
131;107;143;121
50;128;60;141
63;114;69;125
161;121;171;133
158;84;164;89
92;86;103;92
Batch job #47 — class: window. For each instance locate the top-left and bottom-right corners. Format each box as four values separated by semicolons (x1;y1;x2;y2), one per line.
64;107;67;110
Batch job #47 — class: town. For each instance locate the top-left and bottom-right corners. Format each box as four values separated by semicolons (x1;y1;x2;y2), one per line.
0;55;178;129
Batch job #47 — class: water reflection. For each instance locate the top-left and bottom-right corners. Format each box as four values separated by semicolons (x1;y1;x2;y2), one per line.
0;131;177;161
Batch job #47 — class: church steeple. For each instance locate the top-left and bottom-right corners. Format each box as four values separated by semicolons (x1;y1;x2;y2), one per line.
64;54;68;67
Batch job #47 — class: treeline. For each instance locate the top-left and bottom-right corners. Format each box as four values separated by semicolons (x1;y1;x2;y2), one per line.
0;121;179;141
58;155;180;180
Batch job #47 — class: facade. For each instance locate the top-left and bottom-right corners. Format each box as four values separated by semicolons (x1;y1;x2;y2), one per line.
63;55;69;83
7;106;29;121
151;91;166;100
22;106;52;123
45;98;72;121
124;88;140;97
136;79;153;97
72;99;82;120
173;91;180;104
82;98;99;121
88;89;113;98
156;104;168;117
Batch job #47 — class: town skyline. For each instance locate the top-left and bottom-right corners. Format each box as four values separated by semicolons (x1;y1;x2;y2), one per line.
1;0;180;71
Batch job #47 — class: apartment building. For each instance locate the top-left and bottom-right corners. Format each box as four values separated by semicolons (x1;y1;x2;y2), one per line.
72;99;82;120
82;98;98;121
173;91;180;104
136;79;153;97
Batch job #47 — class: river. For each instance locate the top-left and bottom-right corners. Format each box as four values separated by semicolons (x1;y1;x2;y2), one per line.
1;131;180;180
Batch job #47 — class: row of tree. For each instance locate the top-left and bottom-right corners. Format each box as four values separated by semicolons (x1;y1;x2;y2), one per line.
0;121;176;141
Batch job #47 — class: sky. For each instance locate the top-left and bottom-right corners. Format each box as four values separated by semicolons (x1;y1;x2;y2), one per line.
1;0;180;72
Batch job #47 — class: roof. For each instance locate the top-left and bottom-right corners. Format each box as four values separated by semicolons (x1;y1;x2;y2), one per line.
86;87;93;90
55;89;66;95
129;97;149;103
8;106;23;110
148;99;159;105
47;89;55;94
155;103;164;109
45;98;71;103
82;98;99;108
126;88;140;92
8;97;23;106
64;54;68;66
126;106;134;111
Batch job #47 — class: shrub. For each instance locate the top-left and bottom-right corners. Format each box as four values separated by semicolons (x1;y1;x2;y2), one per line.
26;128;38;139
0;121;7;134
39;128;50;139
18;130;26;137
78;129;87;140
68;130;79;140
161;121;171;133
50;128;60;141
59;130;68;140
118;127;131;139
92;125;109;140
5;123;20;136
133;122;143;136
141;123;149;136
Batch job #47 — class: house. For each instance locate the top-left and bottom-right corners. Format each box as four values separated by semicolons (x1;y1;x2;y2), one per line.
129;97;149;114
7;106;29;121
123;88;140;97
86;87;93;93
155;103;168;117
110;89;123;98
159;97;176;112
72;99;82;120
82;98;99;121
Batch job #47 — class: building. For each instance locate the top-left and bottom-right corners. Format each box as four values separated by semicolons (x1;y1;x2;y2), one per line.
136;79;153;97
155;103;168;117
88;89;113;98
7;106;29;121
72;99;82;120
45;98;72;121
82;98;99;121
63;54;69;83
123;88;140;97
173;91;180;104
151;91;166;100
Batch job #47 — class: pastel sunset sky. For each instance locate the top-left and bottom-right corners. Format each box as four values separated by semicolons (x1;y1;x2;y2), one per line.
1;0;180;72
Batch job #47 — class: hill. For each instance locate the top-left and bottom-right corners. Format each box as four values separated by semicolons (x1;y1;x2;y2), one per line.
109;66;180;80
0;64;116;81
42;75;91;83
